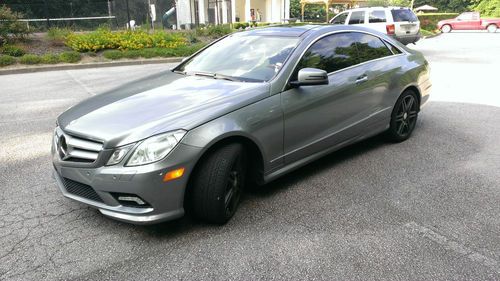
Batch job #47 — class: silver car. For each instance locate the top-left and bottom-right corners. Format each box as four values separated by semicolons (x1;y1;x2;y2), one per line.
52;25;431;225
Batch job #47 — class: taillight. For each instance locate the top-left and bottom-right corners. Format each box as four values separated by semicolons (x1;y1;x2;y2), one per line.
386;24;395;35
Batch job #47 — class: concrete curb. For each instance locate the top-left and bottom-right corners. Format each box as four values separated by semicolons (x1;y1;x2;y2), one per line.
422;32;442;40
0;57;184;76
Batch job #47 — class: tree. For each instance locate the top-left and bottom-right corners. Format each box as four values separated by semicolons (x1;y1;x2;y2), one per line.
368;0;473;12
0;5;30;45
471;0;500;17
290;0;328;21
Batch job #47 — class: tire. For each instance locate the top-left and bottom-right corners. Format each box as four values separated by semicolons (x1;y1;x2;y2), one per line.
487;24;498;33
441;24;452;33
386;90;419;142
190;143;246;224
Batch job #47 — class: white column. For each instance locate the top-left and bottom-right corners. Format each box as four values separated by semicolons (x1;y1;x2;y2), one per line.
222;0;228;23
271;0;279;22
198;0;206;24
177;0;192;27
231;0;236;22
244;0;251;22
284;0;290;20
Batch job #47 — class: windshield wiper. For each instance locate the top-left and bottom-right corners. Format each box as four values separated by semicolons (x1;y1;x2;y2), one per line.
190;71;242;82
213;73;241;82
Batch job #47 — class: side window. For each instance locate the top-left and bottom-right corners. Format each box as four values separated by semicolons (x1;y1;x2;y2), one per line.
353;33;393;63
296;33;359;74
331;12;348;25
348;11;365;25
369;10;386;23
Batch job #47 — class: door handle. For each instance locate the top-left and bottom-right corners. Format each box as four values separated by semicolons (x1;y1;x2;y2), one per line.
355;75;368;84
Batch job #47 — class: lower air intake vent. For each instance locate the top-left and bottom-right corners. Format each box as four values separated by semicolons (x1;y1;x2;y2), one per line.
62;177;103;203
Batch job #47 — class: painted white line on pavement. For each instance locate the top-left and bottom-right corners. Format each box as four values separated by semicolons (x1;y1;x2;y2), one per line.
404;221;499;274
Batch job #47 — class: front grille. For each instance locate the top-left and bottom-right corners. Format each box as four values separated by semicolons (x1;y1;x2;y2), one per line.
54;128;103;163
62;177;103;203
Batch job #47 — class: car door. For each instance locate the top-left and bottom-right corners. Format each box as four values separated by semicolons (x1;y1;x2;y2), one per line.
454;12;475;30
281;32;394;164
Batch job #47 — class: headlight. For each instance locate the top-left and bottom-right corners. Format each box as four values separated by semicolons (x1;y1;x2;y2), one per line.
126;130;186;166
106;144;134;166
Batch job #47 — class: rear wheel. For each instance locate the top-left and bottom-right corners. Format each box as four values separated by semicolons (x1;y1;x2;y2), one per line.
441;24;452;33
487;24;498;33
191;143;246;224
387;90;419;142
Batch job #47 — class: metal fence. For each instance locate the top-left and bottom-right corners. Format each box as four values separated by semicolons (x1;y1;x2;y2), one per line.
3;0;177;31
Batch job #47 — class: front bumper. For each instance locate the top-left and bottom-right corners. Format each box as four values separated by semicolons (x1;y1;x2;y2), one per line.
52;143;202;225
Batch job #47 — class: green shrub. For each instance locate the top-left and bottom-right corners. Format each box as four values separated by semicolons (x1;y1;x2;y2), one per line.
59;51;81;63
19;54;42;64
0;55;15;66
40;54;61;64
0;44;25;56
0;5;30;45
417;13;459;31
123;49;141;59
420;29;436;37
65;29;188;52
47;27;72;41
205;24;233;38
233;22;250;29
169;43;206;57
139;48;158;58
103;49;124;60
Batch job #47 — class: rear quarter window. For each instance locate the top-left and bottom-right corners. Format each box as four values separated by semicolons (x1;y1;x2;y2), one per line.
348;11;365;25
353;33;394;63
391;9;418;22
369;10;387;23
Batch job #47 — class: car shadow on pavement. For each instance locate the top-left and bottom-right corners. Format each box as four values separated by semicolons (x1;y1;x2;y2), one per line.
140;132;395;237
249;134;390;199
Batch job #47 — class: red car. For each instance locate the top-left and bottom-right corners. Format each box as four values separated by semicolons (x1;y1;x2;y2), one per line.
438;12;500;33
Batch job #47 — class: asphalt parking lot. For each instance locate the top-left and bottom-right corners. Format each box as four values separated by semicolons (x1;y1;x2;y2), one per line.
0;32;499;280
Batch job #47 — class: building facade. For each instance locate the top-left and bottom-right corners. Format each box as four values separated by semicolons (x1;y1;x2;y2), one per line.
176;0;290;27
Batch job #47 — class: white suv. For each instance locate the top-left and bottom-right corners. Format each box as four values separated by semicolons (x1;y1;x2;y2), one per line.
330;7;420;45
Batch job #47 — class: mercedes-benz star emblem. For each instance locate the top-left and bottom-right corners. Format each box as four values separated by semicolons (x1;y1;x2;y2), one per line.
58;135;69;160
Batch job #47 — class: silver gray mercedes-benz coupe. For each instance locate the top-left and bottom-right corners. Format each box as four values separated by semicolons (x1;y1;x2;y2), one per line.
52;25;431;224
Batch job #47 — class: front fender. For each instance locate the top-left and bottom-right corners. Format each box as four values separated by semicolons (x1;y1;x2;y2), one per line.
181;94;284;173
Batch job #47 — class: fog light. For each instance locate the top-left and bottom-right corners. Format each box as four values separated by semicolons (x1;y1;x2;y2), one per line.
118;196;146;205
163;167;185;182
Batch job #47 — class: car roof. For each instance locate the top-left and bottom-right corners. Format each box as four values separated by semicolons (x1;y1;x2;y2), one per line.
240;25;321;37
239;24;386;38
346;6;409;11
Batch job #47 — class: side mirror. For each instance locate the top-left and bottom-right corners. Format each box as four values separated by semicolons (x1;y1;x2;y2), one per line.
290;68;329;87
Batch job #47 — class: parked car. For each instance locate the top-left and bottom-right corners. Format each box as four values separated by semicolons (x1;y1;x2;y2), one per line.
52;25;431;225
438;12;499;33
330;7;421;45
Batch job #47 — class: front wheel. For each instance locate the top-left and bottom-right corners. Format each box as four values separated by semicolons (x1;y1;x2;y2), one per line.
487;24;498;33
386;90;419;142
441;25;452;33
190;143;246;224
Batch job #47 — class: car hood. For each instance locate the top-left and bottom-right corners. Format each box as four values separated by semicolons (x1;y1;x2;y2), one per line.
58;70;270;148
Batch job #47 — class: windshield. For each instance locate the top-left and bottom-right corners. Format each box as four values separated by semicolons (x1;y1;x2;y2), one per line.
177;34;300;82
